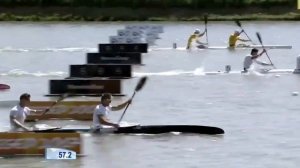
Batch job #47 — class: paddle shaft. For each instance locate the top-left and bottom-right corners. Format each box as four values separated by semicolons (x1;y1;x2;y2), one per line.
118;91;136;124
205;25;208;44
236;21;254;44
262;47;276;69
242;30;254;44
204;15;208;44
41;94;68;116
256;32;276;69
117;76;147;124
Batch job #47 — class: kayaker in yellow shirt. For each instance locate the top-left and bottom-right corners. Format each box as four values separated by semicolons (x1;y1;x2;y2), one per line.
186;29;207;49
228;30;251;47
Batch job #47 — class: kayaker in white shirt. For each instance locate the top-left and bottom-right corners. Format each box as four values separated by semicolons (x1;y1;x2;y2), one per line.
92;93;132;130
242;48;273;73
9;93;45;132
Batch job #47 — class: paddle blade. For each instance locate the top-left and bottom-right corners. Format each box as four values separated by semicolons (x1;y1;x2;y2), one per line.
235;20;242;27
135;76;147;92
118;76;148;124
256;32;263;44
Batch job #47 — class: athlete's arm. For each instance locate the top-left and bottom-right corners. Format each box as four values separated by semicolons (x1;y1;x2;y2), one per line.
111;99;132;111
10;116;31;131
98;115;119;128
196;41;208;45
198;31;206;37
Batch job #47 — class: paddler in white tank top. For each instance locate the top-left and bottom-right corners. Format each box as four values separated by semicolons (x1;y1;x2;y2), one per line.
242;48;273;73
9;93;45;132
92;93;132;131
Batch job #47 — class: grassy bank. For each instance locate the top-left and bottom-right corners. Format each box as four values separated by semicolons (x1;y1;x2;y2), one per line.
0;0;296;8
0;6;299;21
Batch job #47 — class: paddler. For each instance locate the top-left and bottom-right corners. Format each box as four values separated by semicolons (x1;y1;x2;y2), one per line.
186;29;207;49
92;93;132;131
242;48;273;73
229;30;251;47
9;93;45;132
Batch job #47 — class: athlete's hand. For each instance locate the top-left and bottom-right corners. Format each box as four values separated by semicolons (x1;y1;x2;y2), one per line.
25;127;33;131
113;124;120;128
127;98;132;104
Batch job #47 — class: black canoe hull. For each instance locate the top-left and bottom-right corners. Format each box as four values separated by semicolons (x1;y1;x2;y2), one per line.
34;125;224;135
115;125;224;134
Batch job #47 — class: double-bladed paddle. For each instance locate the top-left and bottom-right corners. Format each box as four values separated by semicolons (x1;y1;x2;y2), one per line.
256;32;276;69
118;76;148;124
235;20;254;44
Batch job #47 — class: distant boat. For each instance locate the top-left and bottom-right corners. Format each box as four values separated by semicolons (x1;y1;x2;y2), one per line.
0;84;10;90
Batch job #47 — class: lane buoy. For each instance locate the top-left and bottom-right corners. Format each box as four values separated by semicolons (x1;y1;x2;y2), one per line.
293;56;300;74
292;91;299;96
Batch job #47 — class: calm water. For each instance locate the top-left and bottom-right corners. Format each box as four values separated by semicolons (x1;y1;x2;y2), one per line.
0;21;300;167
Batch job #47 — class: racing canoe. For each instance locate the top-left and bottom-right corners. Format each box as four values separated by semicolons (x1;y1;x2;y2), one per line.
34;125;225;135
150;44;292;51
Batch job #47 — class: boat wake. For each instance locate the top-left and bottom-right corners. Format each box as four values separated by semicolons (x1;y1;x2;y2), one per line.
134;69;195;76
0;69;67;77
0;43;292;53
133;68;235;77
0;68;290;78
133;68;294;77
0;47;97;53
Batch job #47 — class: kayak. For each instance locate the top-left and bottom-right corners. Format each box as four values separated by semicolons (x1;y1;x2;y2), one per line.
34;124;225;135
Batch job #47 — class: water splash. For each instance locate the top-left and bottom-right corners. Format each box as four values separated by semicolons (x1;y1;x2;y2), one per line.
0;47;97;53
36;47;97;52
193;67;205;76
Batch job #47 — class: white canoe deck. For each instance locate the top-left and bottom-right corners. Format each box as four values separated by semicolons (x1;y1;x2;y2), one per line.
204;69;294;75
150;45;292;51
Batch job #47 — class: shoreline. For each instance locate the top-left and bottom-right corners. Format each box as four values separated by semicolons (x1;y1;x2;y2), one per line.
0;7;299;21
